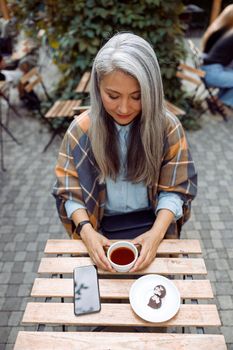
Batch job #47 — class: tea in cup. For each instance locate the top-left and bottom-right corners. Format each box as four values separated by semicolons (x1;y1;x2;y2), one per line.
107;241;138;272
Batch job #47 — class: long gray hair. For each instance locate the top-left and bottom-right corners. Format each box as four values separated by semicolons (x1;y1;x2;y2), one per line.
89;32;165;186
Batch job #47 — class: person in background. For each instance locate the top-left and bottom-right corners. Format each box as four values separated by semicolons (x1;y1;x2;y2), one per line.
201;4;233;54
201;28;233;110
53;33;197;272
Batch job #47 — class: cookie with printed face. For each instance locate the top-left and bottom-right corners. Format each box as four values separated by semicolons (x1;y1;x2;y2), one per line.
147;294;162;309
154;285;166;298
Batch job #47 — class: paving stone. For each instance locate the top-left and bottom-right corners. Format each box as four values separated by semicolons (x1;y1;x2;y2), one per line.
228;270;233;283
7;273;25;285
25;251;39;262
207;270;216;282
0;312;11;326
14;217;29;226
15;242;28;251
0;285;7;297
212;239;224;249
228;259;233;270
25;225;39;234
26;242;39;251
0;327;11;344
201;238;214;249
22;261;34;273
2;262;14;273
3;243;16;252
0;226;13;234
215;259;230;270
7;311;23;327
218;295;233;310
1;252;17;262
17;284;32;297
39;217;50;225
220;310;233;326
14;252;27;262
13;233;26;242
2;298;22;311
6;285;19;297
210;221;225;230
204;259;217;271
215;249;229;259
223;239;233;248
215;282;233;296
48;224;61;233
215;270;231;282
0;273;11;284
227;249;233;258
23;272;38;284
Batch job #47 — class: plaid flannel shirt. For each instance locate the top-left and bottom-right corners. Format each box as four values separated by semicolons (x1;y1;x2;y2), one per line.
52;110;197;239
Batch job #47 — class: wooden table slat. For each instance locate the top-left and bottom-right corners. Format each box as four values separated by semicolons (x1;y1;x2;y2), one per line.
38;257;207;275
22;303;221;327
31;278;214;299
44;239;202;255
14;331;227;350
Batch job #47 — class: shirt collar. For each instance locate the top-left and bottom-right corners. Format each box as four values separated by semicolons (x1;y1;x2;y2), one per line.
115;122;131;137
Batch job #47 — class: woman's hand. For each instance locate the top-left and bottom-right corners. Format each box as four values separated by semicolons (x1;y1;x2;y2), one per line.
80;226;114;272
130;209;175;272
130;229;163;272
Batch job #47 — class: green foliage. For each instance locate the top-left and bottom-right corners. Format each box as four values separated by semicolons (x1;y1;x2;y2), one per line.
10;0;200;129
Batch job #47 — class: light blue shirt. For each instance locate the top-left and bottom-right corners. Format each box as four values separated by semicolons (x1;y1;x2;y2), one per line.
65;123;183;220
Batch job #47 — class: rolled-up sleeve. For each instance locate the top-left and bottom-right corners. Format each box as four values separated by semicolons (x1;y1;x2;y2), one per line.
156;191;183;221
65;199;86;219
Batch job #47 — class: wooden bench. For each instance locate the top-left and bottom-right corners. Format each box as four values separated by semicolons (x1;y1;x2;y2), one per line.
14;238;227;350
43;71;91;152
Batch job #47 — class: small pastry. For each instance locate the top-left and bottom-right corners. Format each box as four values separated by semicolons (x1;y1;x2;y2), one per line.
154;284;166;298
147;294;162;309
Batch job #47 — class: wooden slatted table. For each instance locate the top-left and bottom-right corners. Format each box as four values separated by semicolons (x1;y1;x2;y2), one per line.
14;239;227;350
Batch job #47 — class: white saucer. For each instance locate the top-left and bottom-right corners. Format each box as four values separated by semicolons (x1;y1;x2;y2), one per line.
129;274;180;323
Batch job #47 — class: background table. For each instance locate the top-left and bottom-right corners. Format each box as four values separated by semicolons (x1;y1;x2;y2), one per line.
14;239;227;350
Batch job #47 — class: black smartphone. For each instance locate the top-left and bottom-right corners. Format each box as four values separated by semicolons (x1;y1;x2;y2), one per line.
73;265;101;316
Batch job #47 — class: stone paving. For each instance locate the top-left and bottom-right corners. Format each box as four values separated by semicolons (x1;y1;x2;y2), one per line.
1;95;233;349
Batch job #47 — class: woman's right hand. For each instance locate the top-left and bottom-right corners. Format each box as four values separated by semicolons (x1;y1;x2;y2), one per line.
80;225;114;272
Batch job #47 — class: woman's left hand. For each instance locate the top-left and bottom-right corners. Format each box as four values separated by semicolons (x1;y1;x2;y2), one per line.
130;209;175;272
130;229;162;272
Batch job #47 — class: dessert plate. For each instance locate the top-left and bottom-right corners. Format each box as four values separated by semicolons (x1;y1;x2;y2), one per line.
129;274;180;323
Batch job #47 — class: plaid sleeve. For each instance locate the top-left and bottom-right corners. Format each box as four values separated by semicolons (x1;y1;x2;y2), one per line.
158;113;197;200
52;119;86;238
157;113;197;231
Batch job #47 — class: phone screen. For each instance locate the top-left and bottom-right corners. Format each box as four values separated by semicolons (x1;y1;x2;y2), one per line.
73;265;101;316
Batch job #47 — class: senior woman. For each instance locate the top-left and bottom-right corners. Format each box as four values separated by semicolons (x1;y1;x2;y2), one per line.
53;32;197;272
